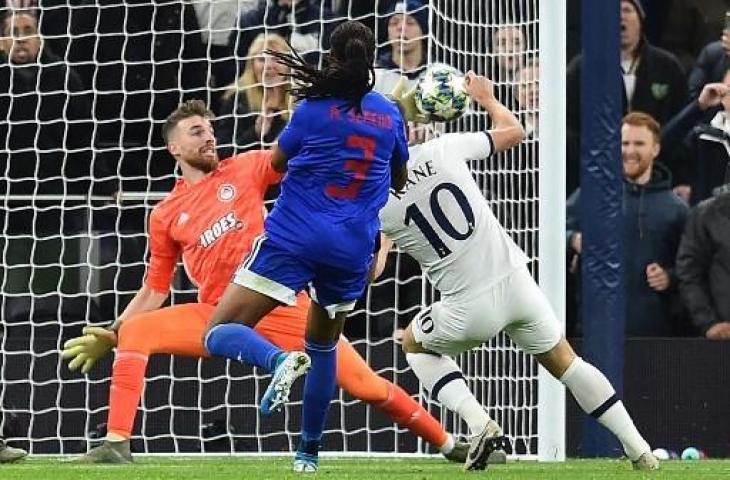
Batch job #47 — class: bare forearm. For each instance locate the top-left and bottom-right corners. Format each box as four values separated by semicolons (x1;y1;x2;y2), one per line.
482;94;523;129
271;145;289;173
110;284;167;331
475;95;524;151
369;233;393;282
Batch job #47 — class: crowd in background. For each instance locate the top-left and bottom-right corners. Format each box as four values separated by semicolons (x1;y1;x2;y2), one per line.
0;0;729;340
565;0;730;340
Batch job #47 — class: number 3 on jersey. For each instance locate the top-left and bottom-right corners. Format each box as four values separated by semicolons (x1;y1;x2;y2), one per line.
326;134;376;199
404;182;475;258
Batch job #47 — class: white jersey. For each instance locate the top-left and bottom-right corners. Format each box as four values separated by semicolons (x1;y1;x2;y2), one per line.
379;132;529;297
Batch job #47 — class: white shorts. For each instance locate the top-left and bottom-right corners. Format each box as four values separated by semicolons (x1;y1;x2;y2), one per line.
411;266;562;356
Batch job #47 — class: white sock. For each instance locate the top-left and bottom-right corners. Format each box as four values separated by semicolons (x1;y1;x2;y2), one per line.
439;434;455;454
560;357;651;460
105;432;127;443
406;352;491;435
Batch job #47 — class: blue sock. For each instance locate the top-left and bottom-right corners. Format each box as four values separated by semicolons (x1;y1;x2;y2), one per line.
298;340;337;456
204;323;283;372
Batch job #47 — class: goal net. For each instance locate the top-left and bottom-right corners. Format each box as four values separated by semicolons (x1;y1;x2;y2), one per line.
0;0;564;458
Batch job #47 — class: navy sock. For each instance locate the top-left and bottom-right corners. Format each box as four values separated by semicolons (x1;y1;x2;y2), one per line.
204;323;283;372
297;340;337;456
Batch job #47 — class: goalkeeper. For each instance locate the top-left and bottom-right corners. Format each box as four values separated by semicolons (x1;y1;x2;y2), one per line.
62;99;469;464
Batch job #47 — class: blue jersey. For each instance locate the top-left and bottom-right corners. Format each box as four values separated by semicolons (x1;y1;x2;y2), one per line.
266;92;409;270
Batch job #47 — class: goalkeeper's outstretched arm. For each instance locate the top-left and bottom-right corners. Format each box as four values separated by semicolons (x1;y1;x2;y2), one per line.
62;284;168;374
109;284;168;332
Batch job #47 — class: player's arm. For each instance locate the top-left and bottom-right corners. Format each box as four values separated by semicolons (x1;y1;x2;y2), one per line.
271;145;289;173
390;103;410;191
109;284;168;332
369;232;394;282
111;208;178;331
61;284;169;374
62;210;177;373
463;71;525;154
391;162;407;191
272;100;306;173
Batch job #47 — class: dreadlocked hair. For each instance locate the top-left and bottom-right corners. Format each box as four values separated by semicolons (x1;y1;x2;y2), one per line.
266;21;375;110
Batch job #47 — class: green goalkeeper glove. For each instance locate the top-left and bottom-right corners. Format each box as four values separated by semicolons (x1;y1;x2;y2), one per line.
389;76;432;124
61;326;117;374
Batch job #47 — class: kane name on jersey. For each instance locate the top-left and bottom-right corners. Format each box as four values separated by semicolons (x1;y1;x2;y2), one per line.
389;159;437;199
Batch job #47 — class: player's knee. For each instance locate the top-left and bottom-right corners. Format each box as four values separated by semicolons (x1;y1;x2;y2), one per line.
117;313;156;352
203;323;230;354
400;326;421;354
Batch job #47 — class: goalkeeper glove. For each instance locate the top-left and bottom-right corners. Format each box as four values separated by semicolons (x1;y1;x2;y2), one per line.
61;326;117;374
389;76;432;124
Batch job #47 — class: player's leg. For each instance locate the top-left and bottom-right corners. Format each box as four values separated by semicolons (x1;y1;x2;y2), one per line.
293;301;346;473
289;263;373;473
504;267;656;470
402;313;507;471
334;338;471;460
402;304;498;438
256;303;468;463
535;340;655;469
205;283;286;371
204;236;308;373
77;303;213;463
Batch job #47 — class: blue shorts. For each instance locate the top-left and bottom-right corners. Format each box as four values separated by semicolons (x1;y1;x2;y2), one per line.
231;235;370;318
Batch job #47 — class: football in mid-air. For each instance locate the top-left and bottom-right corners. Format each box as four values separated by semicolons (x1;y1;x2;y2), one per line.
415;65;469;122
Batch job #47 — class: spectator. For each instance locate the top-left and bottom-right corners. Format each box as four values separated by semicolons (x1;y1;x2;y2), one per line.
662;77;730;204
688;28;730;99
659;0;728;74
332;0;383;42
567;112;689;336
0;438;26;463
216;33;291;159
0;9;93;198
192;0;240;103
567;0;688;197
490;25;526;110
514;56;538;138
505;56;539;266
68;0;207;146
230;0;340;69
491;25;526;82
373;0;428;93
676;187;730;339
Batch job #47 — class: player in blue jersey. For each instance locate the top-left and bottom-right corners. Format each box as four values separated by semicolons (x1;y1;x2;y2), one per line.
202;20;409;473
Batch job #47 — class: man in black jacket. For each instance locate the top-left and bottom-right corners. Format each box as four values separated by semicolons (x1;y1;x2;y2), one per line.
676;190;730;339
567;112;689;336
688;33;730;99
567;0;687;194
661;79;730;204
0;10;94;232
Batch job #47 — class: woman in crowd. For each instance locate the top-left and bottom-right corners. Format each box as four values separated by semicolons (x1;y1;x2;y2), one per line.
216;33;291;158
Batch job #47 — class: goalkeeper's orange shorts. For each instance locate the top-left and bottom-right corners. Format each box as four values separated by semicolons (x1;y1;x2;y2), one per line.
117;296;388;402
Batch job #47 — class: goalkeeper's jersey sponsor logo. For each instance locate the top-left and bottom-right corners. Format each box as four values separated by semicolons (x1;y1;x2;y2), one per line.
199;212;243;248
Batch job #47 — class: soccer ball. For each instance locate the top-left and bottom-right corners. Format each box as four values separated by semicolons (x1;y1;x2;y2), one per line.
415;65;469;122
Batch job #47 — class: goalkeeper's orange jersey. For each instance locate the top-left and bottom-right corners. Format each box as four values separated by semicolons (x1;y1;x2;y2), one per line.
145;150;282;306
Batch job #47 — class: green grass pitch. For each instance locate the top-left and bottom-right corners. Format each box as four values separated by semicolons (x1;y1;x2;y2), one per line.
4;457;730;480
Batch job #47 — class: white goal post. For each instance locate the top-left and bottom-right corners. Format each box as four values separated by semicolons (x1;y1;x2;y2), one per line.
0;0;565;459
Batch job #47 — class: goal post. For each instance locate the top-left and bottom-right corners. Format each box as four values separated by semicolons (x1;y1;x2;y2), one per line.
0;0;565;459
537;0;567;462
